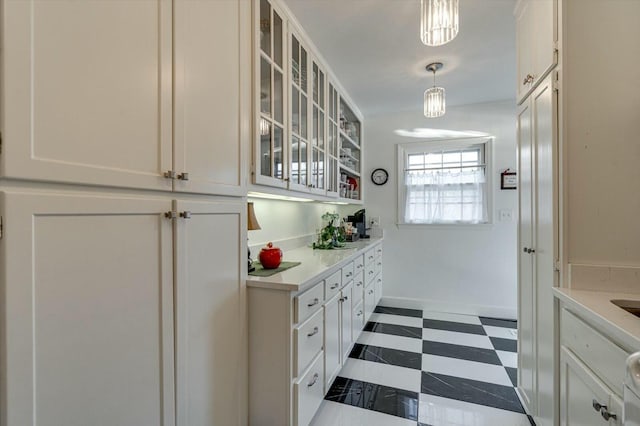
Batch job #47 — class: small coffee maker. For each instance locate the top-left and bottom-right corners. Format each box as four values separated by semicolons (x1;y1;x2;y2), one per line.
347;209;369;239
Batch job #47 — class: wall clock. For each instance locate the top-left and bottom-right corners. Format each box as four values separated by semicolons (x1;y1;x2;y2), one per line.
371;168;389;186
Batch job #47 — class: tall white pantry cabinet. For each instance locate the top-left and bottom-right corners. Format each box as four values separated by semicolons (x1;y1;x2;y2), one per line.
0;1;250;426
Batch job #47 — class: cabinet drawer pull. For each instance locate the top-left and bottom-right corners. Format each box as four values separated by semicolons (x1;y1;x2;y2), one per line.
368;289;374;295
356;310;363;317
368;255;374;260
377;262;381;266
601;409;617;421
356;281;363;287
177;172;189;181
523;74;534;85
346;272;353;277
307;373;319;387
164;170;176;179
356;264;363;269
307;327;319;337
340;296;348;302
307;298;319;307
180;211;192;219
368;271;374;275
330;283;339;290
592;400;605;412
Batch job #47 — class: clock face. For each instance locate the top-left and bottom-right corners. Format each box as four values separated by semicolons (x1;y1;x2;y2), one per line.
371;168;389;185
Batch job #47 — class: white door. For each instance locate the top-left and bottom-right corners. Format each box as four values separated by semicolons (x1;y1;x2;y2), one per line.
324;292;341;390
517;98;537;414
174;199;246;426
340;282;353;363
173;0;248;196
560;348;622;426
1;0;173;191
0;192;175;426
532;75;558;423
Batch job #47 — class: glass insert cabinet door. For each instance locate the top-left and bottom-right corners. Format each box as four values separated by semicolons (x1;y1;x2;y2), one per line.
289;31;309;190
256;0;287;187
326;82;339;196
309;58;325;192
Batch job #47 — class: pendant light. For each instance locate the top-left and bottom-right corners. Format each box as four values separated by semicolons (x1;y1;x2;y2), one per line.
424;62;445;118
420;0;459;46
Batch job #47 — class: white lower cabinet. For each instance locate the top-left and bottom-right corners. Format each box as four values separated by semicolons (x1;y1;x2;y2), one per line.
0;192;246;426
364;282;376;323
248;241;383;426
324;293;342;389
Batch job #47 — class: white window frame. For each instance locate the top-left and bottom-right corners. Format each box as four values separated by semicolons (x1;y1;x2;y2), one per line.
396;137;494;226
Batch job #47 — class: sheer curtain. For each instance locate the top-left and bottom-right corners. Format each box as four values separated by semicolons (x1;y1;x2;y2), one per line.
405;168;488;224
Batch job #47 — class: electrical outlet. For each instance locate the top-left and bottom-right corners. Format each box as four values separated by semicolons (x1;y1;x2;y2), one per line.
370;216;380;227
499;209;513;222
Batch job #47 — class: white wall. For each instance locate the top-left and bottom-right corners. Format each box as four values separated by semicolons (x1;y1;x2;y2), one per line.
359;100;518;318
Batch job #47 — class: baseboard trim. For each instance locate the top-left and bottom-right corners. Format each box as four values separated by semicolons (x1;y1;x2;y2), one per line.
379;296;517;320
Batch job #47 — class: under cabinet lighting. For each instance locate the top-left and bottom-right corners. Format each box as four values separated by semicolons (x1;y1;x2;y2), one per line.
248;192;314;202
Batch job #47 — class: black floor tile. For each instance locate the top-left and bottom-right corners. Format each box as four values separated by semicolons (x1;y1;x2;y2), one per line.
364;321;423;339
505;367;518;387
479;317;517;329
325;376;419;421
374;305;423;318
490;336;518;352
423;340;502;365
423;319;486;335
349;343;422;370
421;371;525;414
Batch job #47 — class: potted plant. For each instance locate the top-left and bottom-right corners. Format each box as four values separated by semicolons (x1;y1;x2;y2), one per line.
313;212;346;249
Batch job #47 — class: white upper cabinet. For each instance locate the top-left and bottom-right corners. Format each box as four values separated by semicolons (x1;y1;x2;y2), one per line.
254;0;288;189
173;0;248;196
288;29;311;193
308;54;327;195
1;0;247;196
515;0;557;103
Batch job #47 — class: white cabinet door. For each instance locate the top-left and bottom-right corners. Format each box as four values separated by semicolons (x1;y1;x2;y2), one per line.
1;0;173;191
0;192;175;426
364;284;375;323
517;95;537;414
324;292;341;390
560;347;622;426
340;282;353;363
174;200;246;426
173;0;248;196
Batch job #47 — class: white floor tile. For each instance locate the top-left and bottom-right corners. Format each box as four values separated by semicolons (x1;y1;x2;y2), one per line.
418;394;531;426
483;325;518;340
422;328;494;349
421;354;513;387
423;311;481;325
369;312;424;328
311;400;417;426
496;350;518;368
340;358;422;392
356;331;423;353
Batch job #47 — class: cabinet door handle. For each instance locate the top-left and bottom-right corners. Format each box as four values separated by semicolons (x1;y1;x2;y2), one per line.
307;373;319;387
529;248;536;254
523;247;528;253
177;172;189;181
368;289;374;295
592;400;605;412
164;170;176;179
346;272;353;277
356;281;363;287
307;327;319;337
601;408;617;421
307;298;319;307
377;262;381;266
340;296;348;302
368;255;374;260
180;211;192;219
368;271;374;275
356;264;363;269
330;283;339;290
356;310;363;317
523;74;534;85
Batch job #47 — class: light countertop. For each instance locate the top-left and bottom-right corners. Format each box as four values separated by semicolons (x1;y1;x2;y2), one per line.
554;287;640;352
247;237;383;293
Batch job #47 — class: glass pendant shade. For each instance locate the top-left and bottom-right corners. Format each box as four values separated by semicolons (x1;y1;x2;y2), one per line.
424;86;445;118
420;0;459;46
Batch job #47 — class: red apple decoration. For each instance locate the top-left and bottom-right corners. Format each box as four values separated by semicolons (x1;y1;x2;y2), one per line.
259;242;283;269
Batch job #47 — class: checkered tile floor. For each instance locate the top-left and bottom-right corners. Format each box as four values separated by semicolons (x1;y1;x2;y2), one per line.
311;305;536;426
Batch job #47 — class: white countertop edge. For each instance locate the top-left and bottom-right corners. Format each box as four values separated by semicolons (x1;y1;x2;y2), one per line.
553;287;640;352
246;237;384;294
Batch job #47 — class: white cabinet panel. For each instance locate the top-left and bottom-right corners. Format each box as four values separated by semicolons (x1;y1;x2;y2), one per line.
173;0;247;196
1;0;173;190
174;200;245;426
1;192;174;426
340;282;354;363
324;292;341;389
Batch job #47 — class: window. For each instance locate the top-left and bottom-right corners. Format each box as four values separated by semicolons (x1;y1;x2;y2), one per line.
397;138;492;224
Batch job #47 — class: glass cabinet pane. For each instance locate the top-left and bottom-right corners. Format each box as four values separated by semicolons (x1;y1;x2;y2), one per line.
260;121;272;177
260;0;271;56
312;63;318;103
313;106;318;146
291;87;299;134
273;12;283;67
319;111;324;149
260;57;271;116
274;125;283;179
301;48;307;91
291;136;299;184
301;95;307;138
292;36;300;86
300;141;308;186
274;70;283;123
319;70;325;109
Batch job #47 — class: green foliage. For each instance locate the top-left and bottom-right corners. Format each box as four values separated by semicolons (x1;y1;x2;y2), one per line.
313;212;346;249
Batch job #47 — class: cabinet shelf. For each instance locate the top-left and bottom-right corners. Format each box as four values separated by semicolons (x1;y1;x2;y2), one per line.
339;164;360;177
339;130;360;149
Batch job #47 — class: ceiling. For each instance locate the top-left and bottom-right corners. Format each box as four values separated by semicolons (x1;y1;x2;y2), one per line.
282;0;517;117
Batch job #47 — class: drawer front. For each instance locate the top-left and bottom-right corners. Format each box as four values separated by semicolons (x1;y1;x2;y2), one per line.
364;248;376;265
352;300;365;338
294;308;324;377
341;261;355;285
561;307;628;396
324;269;342;300
375;244;383;259
294;351;325;426
294;282;324;324
354;254;365;274
352;271;364;305
365;261;376;285
364;283;376;323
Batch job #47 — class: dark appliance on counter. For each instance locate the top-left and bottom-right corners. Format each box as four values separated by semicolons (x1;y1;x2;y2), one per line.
348;209;370;239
